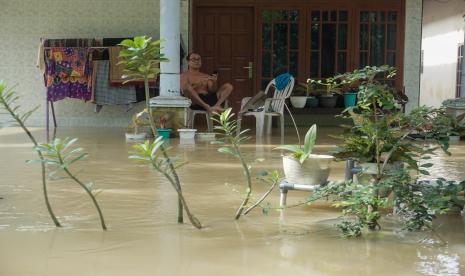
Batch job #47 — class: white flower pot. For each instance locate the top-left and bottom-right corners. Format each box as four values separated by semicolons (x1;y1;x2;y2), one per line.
290;96;307;108
197;132;216;140
125;132;147;141
178;128;197;139
449;135;460;142
282;154;334;185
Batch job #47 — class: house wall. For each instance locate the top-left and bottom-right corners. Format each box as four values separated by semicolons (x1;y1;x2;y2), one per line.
0;0;190;127
420;0;465;108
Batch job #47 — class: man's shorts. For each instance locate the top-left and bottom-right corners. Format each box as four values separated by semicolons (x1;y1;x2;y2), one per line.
191;93;218;110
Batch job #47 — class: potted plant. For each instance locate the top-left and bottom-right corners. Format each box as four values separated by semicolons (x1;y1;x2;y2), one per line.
322;65;456;235
275;124;334;185
126;110;150;141
431;108;465;142
307;76;345;108
305;81;320;108
290;82;308;108
156;114;173;139
342;79;359;108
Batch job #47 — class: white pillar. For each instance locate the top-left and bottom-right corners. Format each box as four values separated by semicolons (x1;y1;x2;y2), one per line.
151;0;191;108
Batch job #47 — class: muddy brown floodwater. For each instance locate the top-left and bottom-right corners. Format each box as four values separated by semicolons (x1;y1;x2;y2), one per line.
0;127;464;275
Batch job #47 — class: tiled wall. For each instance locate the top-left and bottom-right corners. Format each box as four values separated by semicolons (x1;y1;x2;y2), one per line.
0;0;190;127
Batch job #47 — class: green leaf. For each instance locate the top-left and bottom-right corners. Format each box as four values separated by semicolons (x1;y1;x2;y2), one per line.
303;124;317;155
218;147;238;157
274;145;302;154
84;182;94;192
68;153;88;165
419;169;430;175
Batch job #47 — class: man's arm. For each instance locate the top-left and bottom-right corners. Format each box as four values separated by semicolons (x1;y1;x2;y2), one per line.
207;74;218;93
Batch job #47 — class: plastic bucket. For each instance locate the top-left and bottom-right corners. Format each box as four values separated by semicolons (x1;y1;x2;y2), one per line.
156;128;172;139
344;92;357;107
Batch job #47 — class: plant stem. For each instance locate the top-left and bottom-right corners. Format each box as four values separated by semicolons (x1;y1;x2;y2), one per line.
243;178;278;215
61;164;107;230
0;97;61;227
144;77;197;226
233;142;252;220
159;169;202;229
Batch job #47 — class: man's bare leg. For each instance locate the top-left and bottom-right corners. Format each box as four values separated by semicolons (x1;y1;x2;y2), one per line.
183;89;216;113
213;83;233;111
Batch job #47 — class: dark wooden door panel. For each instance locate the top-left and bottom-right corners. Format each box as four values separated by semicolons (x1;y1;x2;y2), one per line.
195;7;255;113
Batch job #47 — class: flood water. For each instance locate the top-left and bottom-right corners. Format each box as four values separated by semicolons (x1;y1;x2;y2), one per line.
0;127;464;276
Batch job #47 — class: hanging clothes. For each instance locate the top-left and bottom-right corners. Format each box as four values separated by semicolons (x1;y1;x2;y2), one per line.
44;47;93;102
93;60;136;106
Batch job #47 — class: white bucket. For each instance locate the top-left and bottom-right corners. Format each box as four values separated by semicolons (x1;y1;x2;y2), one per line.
125;132;147;141
178;128;197;139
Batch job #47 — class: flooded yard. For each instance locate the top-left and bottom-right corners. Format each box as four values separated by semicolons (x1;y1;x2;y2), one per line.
0;127;464;276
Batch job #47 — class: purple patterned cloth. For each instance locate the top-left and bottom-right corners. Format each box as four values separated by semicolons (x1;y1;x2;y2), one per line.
44;47;93;102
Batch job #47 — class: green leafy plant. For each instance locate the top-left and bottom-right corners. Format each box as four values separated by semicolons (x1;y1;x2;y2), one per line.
275;124;317;164
0;81;60;227
29;138;107;230
213;108;282;219
305;66;463;237
213;108;252;219
129;137;201;229
119;36;201;228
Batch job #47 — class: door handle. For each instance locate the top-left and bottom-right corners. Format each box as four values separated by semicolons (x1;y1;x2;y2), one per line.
243;62;253;79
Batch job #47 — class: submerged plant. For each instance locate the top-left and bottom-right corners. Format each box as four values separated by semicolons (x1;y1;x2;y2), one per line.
213;108;281;219
306;66;463;237
0;81;60;227
129;137;201;229
119;36;201;228
29;138;107;230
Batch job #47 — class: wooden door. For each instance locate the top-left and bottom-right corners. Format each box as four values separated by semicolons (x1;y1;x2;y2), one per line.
194;7;255;112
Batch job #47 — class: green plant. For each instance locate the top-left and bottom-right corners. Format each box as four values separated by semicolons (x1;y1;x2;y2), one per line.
213;108;282;218
292;83;309;97
274;124;317;164
119;36;201;229
0;82;61;227
29;138;107;230
129;137;201;229
212;108;253;219
307;75;346;96
307;66;462;237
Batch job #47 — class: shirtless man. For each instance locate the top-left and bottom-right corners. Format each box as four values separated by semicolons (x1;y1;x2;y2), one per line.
181;52;233;113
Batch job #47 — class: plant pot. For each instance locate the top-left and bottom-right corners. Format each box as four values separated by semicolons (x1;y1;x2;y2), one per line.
319;95;338;108
290;96;307;108
449;135;460;142
282;154;334;185
306;96;319;108
178;128;197;139
156;128;172;139
344;92;357;108
197;132;216;140
356;162;403;185
125;132;147;141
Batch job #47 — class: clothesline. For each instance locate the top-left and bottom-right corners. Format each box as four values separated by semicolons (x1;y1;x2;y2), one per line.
42;46;110;49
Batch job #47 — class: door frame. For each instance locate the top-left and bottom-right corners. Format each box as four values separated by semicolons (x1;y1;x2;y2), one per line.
193;0;405;93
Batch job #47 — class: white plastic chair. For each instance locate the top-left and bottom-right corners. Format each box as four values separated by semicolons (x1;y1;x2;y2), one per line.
189;109;214;132
237;76;295;139
188;100;229;132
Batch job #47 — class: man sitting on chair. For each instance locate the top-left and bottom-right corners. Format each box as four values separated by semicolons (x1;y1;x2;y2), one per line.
181;52;233;113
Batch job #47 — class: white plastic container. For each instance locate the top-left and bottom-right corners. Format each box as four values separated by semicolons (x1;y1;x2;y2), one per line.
125;132;147;141
197;132;216;140
178;128;197;139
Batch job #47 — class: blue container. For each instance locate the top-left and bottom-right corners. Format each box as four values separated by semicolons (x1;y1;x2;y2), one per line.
344;92;357;108
156;128;172;139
